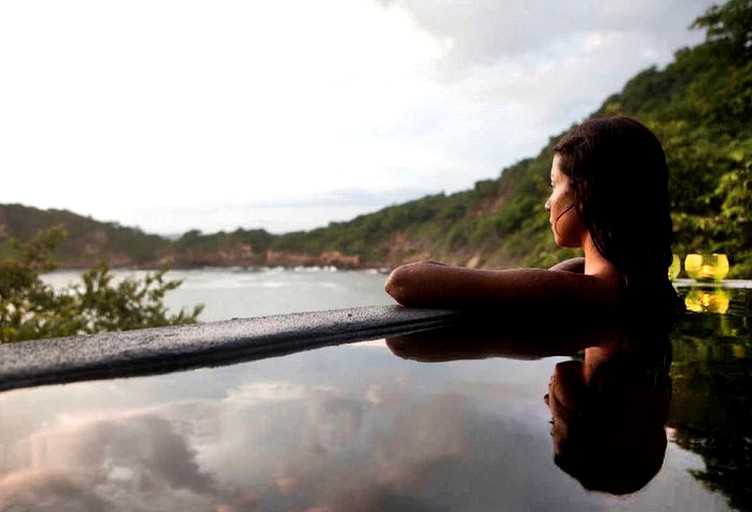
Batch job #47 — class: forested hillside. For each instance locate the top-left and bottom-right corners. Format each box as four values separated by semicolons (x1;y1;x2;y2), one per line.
2;0;750;276
0;204;172;268
269;0;752;276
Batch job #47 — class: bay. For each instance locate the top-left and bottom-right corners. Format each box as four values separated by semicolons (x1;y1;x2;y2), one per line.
43;267;394;322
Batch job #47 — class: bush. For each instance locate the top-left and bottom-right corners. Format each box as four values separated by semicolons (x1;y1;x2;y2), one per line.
0;227;203;343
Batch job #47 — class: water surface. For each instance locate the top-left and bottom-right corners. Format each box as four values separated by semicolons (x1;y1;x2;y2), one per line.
14;269;748;511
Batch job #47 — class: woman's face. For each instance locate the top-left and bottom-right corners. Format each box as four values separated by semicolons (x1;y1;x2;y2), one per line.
545;155;587;248
545;360;586;455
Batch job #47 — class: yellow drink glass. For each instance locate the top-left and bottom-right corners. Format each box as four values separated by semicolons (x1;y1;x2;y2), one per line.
684;254;729;282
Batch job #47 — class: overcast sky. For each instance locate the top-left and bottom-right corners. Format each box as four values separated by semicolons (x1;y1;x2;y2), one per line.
0;0;716;235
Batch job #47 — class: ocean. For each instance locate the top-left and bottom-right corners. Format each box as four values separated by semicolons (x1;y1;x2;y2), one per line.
42;267;394;322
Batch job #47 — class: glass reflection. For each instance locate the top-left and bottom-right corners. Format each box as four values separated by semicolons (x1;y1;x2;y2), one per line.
684;286;730;314
684;254;730;282
387;313;674;497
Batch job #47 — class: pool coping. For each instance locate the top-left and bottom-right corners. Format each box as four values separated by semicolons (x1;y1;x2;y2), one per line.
0;306;461;392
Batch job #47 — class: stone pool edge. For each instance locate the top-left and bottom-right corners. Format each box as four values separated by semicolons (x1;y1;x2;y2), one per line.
0;306;461;392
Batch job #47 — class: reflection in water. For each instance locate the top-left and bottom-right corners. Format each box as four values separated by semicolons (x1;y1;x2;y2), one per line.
684;287;730;314
0;409;219;511
387;312;674;497
0;379;482;512
547;341;672;495
669;286;752;512
0;289;747;511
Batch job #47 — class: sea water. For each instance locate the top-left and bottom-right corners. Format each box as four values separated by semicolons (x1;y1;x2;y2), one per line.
43;267;394;321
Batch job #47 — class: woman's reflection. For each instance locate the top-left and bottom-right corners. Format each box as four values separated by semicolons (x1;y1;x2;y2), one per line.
386;314;673;497
545;338;672;495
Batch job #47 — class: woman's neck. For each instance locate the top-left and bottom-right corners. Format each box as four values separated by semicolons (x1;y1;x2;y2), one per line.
583;237;620;281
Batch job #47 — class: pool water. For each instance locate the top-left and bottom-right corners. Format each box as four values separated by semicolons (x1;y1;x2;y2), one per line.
0;283;748;511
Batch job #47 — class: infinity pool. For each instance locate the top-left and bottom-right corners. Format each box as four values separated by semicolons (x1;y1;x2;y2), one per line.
0;283;748;511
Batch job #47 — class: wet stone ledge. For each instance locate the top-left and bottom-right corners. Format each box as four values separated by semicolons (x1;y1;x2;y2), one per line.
0;306;461;392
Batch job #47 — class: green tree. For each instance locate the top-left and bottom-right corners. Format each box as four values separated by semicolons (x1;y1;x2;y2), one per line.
0;227;203;343
692;0;752;60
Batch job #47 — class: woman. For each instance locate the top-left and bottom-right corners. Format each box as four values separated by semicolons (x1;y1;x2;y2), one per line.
546;337;673;495
385;115;678;326
386;115;679;495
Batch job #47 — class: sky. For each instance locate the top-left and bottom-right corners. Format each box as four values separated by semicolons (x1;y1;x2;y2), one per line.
0;0;717;236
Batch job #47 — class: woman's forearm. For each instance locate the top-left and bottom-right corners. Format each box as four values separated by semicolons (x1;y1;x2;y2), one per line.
384;260;617;309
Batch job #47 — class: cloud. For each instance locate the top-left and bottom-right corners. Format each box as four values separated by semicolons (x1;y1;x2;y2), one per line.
367;0;714;148
0;469;110;512
377;0;712;75
1;410;220;512
0;379;529;511
0;0;718;234
33;414;215;493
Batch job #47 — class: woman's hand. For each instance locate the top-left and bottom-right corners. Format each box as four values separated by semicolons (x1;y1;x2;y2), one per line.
385;260;442;306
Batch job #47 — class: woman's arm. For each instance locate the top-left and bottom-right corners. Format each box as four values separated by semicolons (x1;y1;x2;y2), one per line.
548;257;585;273
384;260;619;310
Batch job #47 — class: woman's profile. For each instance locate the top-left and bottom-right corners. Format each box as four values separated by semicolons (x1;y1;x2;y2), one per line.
385;115;678;326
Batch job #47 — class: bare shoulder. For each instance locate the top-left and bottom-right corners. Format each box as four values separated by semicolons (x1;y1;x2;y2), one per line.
548;257;585;273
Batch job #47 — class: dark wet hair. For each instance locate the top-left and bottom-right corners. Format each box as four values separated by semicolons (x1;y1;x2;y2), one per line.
554;413;668;496
553;116;679;327
554;340;673;495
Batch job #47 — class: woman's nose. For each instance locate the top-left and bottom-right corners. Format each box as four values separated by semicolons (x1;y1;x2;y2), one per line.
544;198;551;211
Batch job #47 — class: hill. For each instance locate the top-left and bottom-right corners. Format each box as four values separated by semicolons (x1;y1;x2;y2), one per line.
1;0;750;277
0;204;172;268
269;0;752;277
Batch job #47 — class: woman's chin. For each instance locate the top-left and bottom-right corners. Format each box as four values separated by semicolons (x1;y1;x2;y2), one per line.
554;238;579;249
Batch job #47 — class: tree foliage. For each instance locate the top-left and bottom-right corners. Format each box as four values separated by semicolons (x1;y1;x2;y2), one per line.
0;227;203;343
692;0;752;59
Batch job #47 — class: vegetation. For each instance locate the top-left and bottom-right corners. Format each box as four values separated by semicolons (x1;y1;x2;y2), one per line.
604;0;752;277
262;0;751;276
669;285;752;511
0;204;172;267
0;227;202;343
0;0;749;277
